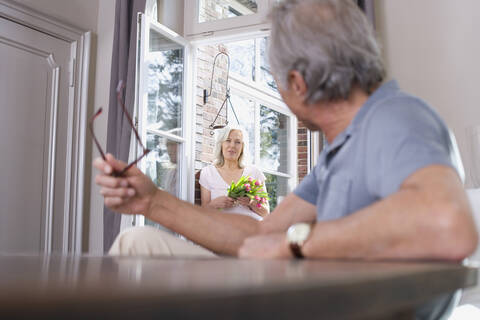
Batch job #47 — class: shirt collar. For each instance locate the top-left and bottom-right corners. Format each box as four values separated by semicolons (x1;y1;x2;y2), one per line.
324;80;400;154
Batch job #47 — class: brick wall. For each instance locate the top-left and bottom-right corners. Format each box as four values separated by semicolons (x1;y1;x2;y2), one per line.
194;44;229;204
195;2;236;204
297;121;308;183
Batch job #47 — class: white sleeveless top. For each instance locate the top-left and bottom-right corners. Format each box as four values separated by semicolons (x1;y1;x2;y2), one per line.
199;164;266;220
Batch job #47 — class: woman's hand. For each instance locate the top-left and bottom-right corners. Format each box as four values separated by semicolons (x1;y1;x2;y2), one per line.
236;197;251;207
93;153;158;215
237;196;268;217
209;196;235;209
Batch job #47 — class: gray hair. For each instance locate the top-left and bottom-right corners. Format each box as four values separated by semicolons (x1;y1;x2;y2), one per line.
213;125;250;168
268;0;385;103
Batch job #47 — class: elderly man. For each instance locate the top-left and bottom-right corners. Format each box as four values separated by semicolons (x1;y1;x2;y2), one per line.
95;0;477;263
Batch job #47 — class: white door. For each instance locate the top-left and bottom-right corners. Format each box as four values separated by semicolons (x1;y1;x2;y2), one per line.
0;16;72;253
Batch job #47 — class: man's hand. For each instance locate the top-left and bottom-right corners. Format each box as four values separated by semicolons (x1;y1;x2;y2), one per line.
238;233;292;259
93;153;158;215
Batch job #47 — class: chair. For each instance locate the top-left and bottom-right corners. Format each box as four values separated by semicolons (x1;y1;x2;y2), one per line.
449;129;480;317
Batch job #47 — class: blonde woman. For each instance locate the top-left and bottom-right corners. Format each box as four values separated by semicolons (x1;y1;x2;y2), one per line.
199;126;269;220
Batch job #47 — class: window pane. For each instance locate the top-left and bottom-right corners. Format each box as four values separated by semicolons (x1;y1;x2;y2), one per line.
230;94;255;161
259;37;278;91
260;105;289;173
198;0;258;23
225;39;255;81
147;28;183;136
264;173;288;211
144;133;180;197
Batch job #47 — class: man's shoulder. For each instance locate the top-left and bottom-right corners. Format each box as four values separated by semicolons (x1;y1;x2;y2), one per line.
365;91;446;135
358;88;451;167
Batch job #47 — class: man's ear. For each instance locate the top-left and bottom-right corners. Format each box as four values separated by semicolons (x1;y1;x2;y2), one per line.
287;70;307;97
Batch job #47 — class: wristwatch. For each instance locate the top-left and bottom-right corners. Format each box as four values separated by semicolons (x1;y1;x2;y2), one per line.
286;223;312;259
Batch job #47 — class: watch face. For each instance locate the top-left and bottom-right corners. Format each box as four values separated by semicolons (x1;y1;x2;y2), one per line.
287;223;311;244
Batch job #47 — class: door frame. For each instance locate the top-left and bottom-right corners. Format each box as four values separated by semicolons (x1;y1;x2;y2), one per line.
0;0;91;254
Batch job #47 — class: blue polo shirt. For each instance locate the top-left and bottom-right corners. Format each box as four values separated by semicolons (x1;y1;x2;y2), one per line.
294;80;456;221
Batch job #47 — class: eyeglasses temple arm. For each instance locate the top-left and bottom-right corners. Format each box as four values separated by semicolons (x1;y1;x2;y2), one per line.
116;148;150;176
88;108;107;160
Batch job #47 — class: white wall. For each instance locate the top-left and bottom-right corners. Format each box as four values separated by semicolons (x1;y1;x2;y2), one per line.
12;0;115;254
158;0;184;35
375;0;480;187
87;0;116;254
12;0;99;32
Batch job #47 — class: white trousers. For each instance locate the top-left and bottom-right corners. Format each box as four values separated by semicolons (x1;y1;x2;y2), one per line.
109;226;217;258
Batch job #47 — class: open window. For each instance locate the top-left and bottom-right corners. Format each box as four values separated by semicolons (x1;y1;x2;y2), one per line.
195;35;297;210
132;3;309;227
135;13;194;226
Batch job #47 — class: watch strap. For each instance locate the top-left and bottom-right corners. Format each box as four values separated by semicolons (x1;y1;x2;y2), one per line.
290;243;305;259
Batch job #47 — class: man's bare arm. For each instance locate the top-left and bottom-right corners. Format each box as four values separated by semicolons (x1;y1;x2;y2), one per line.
302;165;478;261
147;190;316;256
259;193;317;234
94;154;316;256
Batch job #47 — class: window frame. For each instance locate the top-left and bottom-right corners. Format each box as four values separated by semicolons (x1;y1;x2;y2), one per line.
204;33;298;201
134;10;300;215
225;37;281;97
310;131;321;170
184;0;275;40
228;78;298;193
134;14;195;226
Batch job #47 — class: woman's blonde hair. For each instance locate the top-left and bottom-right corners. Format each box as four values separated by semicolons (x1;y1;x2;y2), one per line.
213;125;250;168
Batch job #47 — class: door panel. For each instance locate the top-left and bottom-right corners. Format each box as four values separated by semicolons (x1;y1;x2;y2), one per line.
0;16;71;253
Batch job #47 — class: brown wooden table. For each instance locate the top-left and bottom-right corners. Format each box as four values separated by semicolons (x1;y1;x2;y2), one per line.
0;254;476;319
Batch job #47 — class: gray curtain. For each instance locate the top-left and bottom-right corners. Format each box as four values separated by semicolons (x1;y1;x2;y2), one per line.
356;0;376;28
104;0;146;252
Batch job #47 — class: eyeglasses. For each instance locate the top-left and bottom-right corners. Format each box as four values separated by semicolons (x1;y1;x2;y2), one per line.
89;80;151;177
